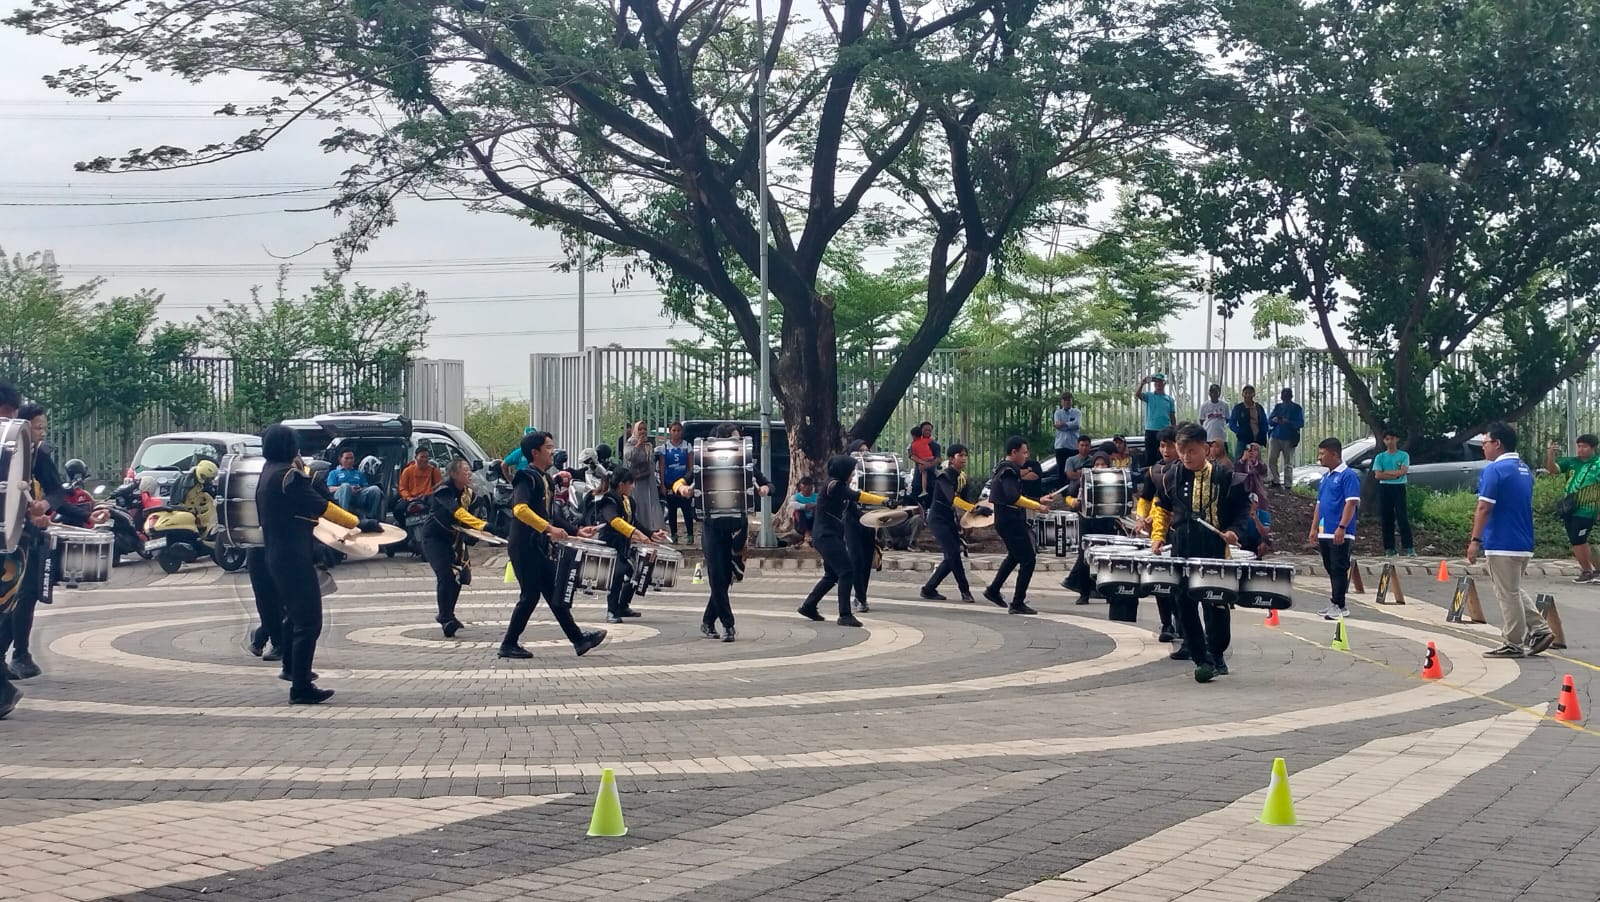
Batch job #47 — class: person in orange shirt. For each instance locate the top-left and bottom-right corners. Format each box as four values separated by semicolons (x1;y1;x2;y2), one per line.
398;447;444;507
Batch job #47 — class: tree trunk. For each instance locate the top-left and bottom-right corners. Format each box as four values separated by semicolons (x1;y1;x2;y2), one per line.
773;296;842;501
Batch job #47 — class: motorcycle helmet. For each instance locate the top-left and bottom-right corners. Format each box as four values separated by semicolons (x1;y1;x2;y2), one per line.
359;455;384;479
193;459;219;482
139;473;160;495
64;458;89;482
552;449;569;469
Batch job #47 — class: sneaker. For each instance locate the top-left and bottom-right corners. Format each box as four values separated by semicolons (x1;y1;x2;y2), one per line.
0;682;19;719
919;587;946;601
289;687;335;705
856;602;871;614
1194;663;1216;683
1213;658;1229;676
1158;627;1175;643
1526;631;1556;656
605;614;623;624
982;587;1007;608
721;626;736;643
1009;602;1037;615
1385;550;1398;558
1169;647;1192;661
262;645;283;663
1322;605;1346;621
1483;644;1525;658
699;622;720;640
1405;548;1418;557
1075;595;1090;605
1575;570;1598;584
619;609;642;618
574;629;608;656
497;644;533;659
10;654;40;680
837;614;863;628
797;605;825;622
959;592;976;603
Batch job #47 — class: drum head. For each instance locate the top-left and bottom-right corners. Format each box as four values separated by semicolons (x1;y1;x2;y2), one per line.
0;419;36;553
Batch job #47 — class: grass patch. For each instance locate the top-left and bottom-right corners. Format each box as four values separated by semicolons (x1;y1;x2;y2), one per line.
1410;478;1589;558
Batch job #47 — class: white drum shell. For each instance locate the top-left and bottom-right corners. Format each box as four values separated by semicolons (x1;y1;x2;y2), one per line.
218;453;267;547
0;418;35;554
52;525;114;584
651;546;684;588
693;437;754;518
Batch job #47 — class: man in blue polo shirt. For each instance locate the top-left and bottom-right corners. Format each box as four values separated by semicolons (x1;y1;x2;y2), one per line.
1307;436;1361;620
1134;372;1177;468
1467;422;1554;657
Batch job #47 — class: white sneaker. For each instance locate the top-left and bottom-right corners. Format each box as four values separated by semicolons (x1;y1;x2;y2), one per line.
1322;605;1346;621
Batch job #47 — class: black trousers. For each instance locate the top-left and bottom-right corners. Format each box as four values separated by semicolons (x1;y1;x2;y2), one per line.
988;524;1036;603
665;493;696;539
702;517;741;629
1144;431;1161;467
422;531;462;625
266;546;323;689
605;552;636;617
804;532;855;618
504;542;585;646
1054;447;1072;474
246;547;282;652
848;522;875;606
1176;587;1231;666
0;540;44;660
1319;538;1353;609
924;516;970;595
1378;483;1413;552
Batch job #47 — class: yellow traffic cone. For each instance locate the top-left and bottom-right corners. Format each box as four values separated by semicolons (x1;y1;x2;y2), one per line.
692;562;705;585
503;560;516;583
1331;619;1349;651
587;767;628;837
1258;757;1298;826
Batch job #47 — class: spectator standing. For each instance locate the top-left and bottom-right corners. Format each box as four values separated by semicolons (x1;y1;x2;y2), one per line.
1545;434;1600;583
1468;423;1555;657
1052;392;1083;475
1307;437;1361;620
658;422;695;545
1228;385;1269;460
909;422;937;506
1199;384;1230;457
1134;373;1177;467
1267;388;1304;488
1373;428;1415;557
625;421;666;533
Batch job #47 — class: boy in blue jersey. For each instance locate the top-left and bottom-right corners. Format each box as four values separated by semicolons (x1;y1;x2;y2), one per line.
1307;437;1361;620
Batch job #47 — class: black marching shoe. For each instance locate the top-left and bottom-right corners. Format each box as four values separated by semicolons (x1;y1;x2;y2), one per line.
837;614;864;628
797;605;826;622
920;587;946;601
620;609;642;618
10;654;41;680
262;645;283;662
1009;602;1037;615
959;592;976;603
574;630;608;656
279;670;319;681
700;622;721;640
1212;658;1229;676
442;619;464;638
0;683;20;720
722;626;737;643
289;686;335;705
1075;595;1090;606
248;641;265;658
1158;627;1175;643
498;644;533;659
982;587;1008;608
1169;647;1192;661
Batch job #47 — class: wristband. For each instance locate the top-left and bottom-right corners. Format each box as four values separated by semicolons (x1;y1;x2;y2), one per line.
1469;537;1482;545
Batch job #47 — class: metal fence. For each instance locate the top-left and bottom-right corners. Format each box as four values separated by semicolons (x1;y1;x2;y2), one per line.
5;356;466;478
532;346;1600;470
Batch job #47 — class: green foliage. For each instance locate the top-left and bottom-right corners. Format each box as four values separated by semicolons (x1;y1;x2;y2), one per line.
1250;295;1306;349
1411;479;1585;559
0;249;97;373
463;398;529;461
1150;0;1600;447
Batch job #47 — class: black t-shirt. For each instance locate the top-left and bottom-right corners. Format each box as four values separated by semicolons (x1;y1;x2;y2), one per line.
595;491;638;551
510;468;571;549
256;462;328;557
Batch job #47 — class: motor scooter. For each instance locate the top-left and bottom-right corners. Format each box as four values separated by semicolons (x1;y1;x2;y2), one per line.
96;480;153;564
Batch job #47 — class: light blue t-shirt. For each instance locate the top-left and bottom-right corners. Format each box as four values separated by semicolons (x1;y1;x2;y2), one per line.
1478;453;1534;555
325;466;368;489
1053;406;1082;450
1373;450;1409;485
1139;391;1176;431
1317;464;1362;538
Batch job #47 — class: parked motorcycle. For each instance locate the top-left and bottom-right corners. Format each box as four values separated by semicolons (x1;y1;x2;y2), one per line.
95;481;153;564
143;460;247;573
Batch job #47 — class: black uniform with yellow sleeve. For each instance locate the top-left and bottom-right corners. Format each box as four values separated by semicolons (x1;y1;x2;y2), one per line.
922;466;977;598
984;460;1047;610
1151;462;1249;676
423;479;487;632
501;466;589;650
802;481;890;620
595;488;644;619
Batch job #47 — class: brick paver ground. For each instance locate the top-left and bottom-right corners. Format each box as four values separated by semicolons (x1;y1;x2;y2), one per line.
2;546;1598;901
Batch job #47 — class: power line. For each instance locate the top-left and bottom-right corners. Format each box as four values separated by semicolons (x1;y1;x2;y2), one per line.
0;186;332;206
431;323;686;339
157;289;663;311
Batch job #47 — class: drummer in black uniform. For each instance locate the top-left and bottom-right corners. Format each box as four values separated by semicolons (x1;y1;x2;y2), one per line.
596;468;668;624
800;454;894;627
1150;424;1250;683
920;443;979;602
670;422;771;642
1136;426;1181;642
0;384;55;717
983;436;1059;614
499;429;608;659
422;457;488;638
845;439;883;614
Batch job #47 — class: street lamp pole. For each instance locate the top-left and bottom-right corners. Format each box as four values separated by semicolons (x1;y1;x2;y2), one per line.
577;229;587;353
756;0;774;547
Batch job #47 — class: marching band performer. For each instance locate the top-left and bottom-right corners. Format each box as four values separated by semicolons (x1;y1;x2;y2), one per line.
0;401;62;683
920;443;979;602
0;383;53;718
423;457;487;638
671;422;771;642
596;467;669;624
1150;424;1251;683
799;454;894;627
1135;425;1182;641
983;436;1058;614
498;430;607;659
846;439;881;613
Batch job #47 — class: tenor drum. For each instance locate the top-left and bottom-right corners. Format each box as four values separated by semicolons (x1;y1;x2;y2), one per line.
628;543;659;596
1238;561;1295;610
0;417;36;554
553;539;618;606
217;453;267;547
651;546;683;588
1185;558;1247;607
1081;468;1135;519
50;525;114;586
850;452;902;505
693;437;754;519
1033;510;1080;556
1139;553;1183;599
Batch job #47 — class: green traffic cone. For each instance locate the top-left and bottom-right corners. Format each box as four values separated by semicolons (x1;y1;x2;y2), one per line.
1258;757;1298;826
503;560;516;584
587;767;628;837
1331;619;1350;651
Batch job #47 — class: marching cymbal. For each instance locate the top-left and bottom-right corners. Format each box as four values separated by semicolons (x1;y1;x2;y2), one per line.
960;509;995;530
859;507;911;529
459;526;508;546
314;519;407;559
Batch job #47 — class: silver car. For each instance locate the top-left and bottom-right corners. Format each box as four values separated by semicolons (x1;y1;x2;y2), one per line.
1293;434;1488;492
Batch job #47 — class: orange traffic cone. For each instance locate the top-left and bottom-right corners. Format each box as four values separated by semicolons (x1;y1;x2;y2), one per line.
1420;641;1443;680
1264;608;1280;628
1436;560;1450;582
1555;675;1583;722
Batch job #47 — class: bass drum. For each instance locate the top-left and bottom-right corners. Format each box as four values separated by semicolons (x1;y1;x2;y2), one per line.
0;417;36;554
850;452;902;505
217;453;267;548
693;437;754;519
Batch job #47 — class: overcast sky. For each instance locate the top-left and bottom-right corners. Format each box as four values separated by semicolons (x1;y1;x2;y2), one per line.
0;20;1318;406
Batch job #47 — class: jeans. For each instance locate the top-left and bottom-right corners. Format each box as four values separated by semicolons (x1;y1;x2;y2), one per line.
333;484;383;520
1267;438;1296;486
1318;538;1353;609
1485;554;1548;648
1378;483;1413;553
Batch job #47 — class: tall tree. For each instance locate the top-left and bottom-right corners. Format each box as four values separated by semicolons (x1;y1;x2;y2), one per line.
10;0;1210;487
1249;294;1306;349
1150;0;1600;447
0;248;97;377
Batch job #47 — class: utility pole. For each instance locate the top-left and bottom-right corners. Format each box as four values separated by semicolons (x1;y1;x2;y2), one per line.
756;0;774;547
577;229;587;353
1568;284;1578;452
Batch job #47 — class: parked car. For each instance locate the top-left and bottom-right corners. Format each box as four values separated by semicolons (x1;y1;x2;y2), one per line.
125;431;261;500
1292;434;1489;492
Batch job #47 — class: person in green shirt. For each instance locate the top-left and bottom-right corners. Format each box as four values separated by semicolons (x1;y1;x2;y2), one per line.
1545;434;1600;583
1372;428;1414;556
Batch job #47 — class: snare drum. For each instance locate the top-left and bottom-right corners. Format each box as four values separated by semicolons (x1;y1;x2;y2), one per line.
553;539;618;606
651;546;683;588
217;453;266;547
1185;558;1246;607
50;525;114;587
629;543;659;596
850;452;902;505
693;437;754;519
0;418;36;554
1081;468;1135;519
1238;561;1295;610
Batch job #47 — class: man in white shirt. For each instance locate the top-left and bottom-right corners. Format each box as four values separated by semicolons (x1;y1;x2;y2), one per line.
1199;384;1229;458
